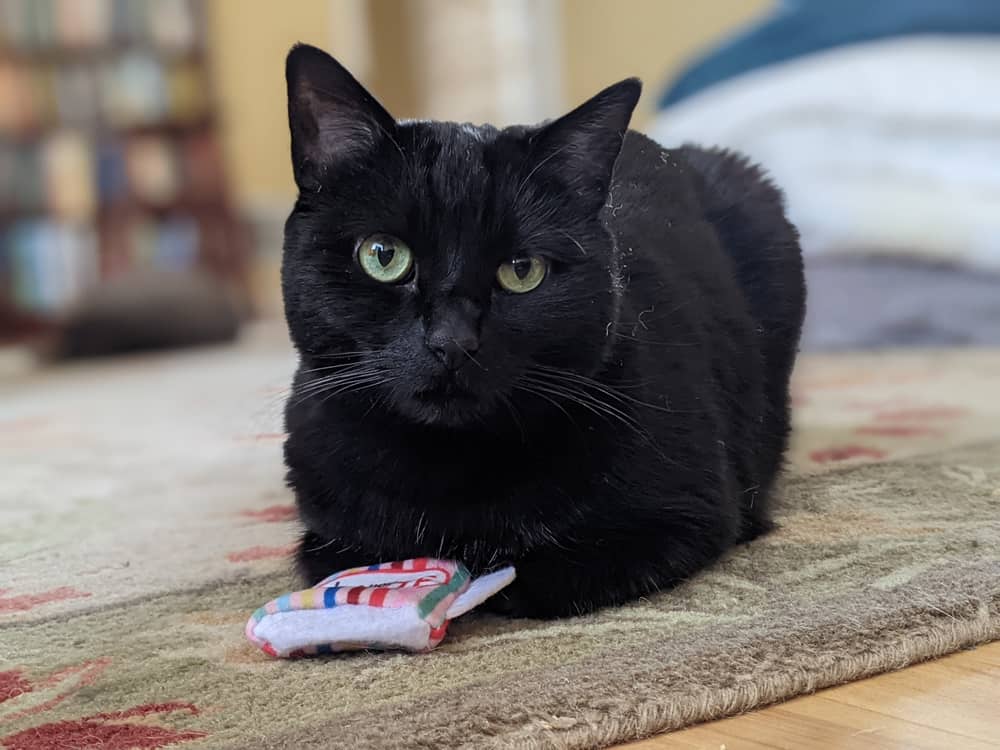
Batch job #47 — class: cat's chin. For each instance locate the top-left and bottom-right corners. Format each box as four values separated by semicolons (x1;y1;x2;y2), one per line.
395;388;488;428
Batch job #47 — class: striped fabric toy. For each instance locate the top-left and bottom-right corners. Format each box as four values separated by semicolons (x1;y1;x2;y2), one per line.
245;558;516;658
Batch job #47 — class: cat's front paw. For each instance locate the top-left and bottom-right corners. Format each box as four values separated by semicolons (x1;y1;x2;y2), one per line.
480;587;533;618
295;531;367;586
479;580;587;620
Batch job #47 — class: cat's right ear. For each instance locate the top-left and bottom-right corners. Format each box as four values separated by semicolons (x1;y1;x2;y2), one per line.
286;43;396;190
527;78;640;209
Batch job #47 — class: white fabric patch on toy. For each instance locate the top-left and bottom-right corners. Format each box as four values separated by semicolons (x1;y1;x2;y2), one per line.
245;559;515;658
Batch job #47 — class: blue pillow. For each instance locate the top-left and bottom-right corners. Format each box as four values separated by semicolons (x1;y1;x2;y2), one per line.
659;0;1000;108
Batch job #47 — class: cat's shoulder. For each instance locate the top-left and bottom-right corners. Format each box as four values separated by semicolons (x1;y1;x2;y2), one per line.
673;144;787;217
617;133;786;214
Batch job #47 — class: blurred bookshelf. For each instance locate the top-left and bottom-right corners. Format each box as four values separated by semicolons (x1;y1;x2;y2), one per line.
0;0;250;344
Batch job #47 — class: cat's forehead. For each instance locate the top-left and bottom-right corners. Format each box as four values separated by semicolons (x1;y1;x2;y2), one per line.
400;120;505;170
399;119;499;143
397;120;508;208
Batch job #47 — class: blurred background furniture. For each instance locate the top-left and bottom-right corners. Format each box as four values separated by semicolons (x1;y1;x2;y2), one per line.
650;0;1000;349
0;0;249;346
2;0;774;354
4;0;997;355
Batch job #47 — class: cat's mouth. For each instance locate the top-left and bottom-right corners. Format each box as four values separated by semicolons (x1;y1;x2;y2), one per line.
406;377;484;426
413;380;475;404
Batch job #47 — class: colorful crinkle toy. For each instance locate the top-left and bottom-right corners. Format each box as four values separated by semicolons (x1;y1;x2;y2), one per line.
245;558;516;658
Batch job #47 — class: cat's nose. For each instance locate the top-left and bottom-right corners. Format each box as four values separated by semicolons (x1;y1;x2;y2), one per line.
426;320;480;371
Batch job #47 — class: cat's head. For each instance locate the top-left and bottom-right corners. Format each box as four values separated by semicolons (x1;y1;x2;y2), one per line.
282;44;640;427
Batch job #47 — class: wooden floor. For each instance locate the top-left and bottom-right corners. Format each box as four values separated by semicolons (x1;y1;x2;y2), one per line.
620;641;1000;750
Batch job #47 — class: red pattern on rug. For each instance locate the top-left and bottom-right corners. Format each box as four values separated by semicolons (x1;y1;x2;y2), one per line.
856;425;944;437
1;702;205;750
1;659;111;723
226;544;295;563
874;406;968;421
842;397;915;411
0;662;205;750
810;445;888;464
232;432;288;442
88;701;200;722
0;587;91;613
0;671;31;703
240;505;297;523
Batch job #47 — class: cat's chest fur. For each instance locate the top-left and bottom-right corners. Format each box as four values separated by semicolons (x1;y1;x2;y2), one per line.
284;381;642;568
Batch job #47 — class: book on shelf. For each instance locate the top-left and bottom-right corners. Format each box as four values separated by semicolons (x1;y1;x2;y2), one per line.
130;216;199;272
0;0;198;53
43;131;95;220
2;214;204;312
3;129;222;214
53;64;101;125
125;135;180;205
0;58;208;134
0;61;32;132
182;130;223;199
54;0;113;50
1;220;98;313
147;0;199;52
0;0;244;333
0;141;45;213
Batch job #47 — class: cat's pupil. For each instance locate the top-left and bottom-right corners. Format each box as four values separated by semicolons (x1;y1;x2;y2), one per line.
513;258;532;279
375;242;395;267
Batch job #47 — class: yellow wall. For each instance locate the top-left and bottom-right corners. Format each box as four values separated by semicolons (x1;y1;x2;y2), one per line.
209;0;773;210
561;0;772;124
206;0;334;210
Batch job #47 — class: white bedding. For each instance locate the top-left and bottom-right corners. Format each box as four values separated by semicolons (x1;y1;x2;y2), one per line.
649;36;1000;271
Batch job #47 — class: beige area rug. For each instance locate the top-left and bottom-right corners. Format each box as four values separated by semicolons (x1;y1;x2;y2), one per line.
2;325;999;749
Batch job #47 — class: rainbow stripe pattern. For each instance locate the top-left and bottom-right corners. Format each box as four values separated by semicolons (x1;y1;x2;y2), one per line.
246;558;473;658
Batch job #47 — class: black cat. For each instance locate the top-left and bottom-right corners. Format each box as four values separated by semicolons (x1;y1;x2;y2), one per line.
281;44;806;618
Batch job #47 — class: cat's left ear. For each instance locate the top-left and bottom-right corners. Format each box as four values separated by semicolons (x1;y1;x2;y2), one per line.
529;78;641;204
286;43;397;190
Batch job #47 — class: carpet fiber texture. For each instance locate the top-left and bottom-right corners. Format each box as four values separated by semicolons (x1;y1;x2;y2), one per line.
2;327;999;749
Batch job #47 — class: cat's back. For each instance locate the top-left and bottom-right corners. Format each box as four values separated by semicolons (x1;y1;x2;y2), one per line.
605;132;707;244
675;144;805;344
609;132;805;354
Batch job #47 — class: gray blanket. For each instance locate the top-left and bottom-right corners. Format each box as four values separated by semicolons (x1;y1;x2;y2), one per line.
802;257;1000;351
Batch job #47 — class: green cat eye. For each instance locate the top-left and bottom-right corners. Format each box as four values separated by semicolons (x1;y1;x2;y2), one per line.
497;257;546;293
358;234;414;284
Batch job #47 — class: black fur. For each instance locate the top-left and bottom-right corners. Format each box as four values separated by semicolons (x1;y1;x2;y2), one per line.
281;44;806;618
